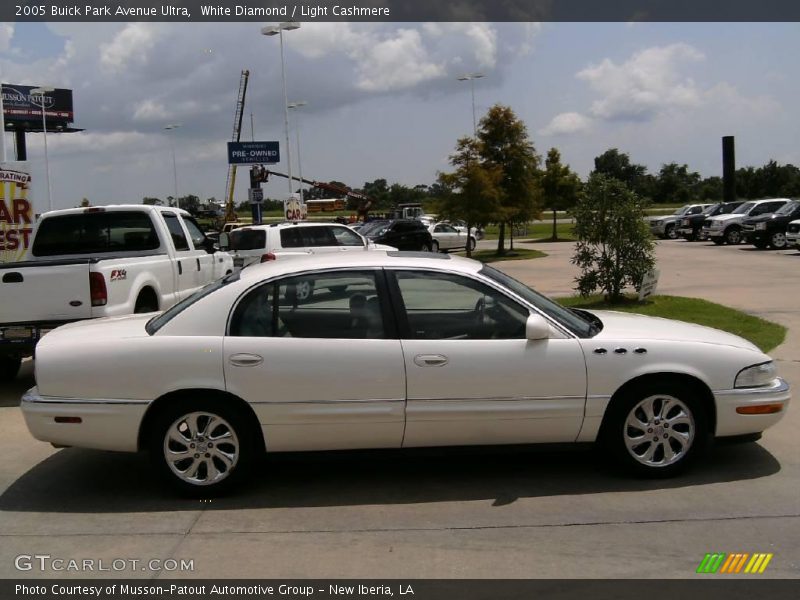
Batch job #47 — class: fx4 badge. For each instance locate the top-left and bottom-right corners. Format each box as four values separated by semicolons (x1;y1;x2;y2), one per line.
110;269;127;282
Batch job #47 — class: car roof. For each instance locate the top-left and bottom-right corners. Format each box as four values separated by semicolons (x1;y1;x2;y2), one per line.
233;221;351;232
236;251;483;282
41;204;191;218
750;198;792;204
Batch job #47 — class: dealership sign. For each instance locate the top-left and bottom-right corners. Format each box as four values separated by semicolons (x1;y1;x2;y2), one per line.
227;141;280;165
0;163;35;263
1;85;74;126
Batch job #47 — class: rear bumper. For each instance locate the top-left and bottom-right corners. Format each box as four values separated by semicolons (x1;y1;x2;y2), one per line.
714;378;790;437
21;387;149;452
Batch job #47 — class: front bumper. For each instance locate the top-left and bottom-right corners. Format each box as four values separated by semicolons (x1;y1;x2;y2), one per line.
706;228;724;239
714;377;790;437
649;223;666;236
785;232;799;247
21;387;149;452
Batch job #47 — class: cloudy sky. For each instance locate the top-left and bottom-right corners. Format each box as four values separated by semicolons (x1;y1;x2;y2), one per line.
1;21;799;210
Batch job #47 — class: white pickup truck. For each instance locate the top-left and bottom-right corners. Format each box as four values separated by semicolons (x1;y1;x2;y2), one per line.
0;205;233;381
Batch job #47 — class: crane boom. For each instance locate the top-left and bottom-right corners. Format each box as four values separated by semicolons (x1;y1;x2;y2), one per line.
264;169;374;219
224;70;250;223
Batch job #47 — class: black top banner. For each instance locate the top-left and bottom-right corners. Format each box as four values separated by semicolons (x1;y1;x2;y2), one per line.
5;0;800;22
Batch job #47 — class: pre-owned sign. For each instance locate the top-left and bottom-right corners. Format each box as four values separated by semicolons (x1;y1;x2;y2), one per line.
0;164;35;263
227;141;280;165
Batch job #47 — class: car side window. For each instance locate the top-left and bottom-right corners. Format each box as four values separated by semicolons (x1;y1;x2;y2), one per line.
280;228;304;248
301;226;338;247
393;270;529;340
162;213;190;251
230;271;385;339
331;226;365;247
181;216;208;250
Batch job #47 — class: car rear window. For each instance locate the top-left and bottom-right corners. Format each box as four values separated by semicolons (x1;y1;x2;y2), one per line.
31;211;160;257
230;228;266;250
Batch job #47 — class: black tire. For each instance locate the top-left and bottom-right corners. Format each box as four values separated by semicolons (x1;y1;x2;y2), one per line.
0;356;22;382
600;380;709;478
419;241;431;252
430;240;440;253
148;396;256;496
770;232;788;250
725;227;742;245
664;224;677;240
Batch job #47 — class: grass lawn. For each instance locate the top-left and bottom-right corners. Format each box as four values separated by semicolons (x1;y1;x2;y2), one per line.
462;248;548;263
557;294;786;353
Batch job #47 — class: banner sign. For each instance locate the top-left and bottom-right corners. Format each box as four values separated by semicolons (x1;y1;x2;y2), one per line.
228;142;279;165
0;163;35;263
1;85;74;126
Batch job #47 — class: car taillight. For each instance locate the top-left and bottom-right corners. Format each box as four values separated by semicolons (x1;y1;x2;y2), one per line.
89;272;107;306
260;252;277;263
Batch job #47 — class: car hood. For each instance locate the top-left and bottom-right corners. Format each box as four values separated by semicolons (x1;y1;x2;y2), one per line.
39;313;153;345
588;310;759;351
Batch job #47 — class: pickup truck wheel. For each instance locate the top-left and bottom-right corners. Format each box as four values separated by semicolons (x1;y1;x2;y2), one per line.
770;232;787;249
134;290;158;313
149;399;254;495
0;356;22;382
601;381;708;477
725;227;742;245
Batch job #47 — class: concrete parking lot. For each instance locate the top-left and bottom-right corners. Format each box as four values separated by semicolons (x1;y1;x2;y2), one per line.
0;239;798;579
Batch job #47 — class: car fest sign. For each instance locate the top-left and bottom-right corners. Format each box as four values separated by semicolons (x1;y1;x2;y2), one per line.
0;163;35;263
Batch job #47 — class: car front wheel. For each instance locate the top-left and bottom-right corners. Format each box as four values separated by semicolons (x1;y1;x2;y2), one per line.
770;232;787;249
664;224;677;240
431;240;440;253
150;399;254;495
602;381;708;477
725;227;742;245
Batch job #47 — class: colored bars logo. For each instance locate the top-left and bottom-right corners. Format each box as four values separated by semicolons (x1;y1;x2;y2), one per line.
697;553;773;574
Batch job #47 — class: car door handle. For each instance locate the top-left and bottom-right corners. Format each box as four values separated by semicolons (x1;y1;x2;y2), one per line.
413;354;449;367
196;258;201;271
229;353;264;367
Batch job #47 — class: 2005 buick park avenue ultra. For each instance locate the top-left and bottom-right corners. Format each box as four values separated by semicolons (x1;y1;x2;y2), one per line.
21;252;790;493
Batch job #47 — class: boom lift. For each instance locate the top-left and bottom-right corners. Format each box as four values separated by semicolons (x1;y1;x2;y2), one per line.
263;169;374;220
224;70;250;223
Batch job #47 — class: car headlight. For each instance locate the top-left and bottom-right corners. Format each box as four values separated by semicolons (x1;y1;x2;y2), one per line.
755;222;766;230
735;362;777;388
653;220;662;226
710;222;722;229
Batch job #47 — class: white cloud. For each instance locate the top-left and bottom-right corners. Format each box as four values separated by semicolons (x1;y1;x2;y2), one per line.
356;29;446;91
0;23;14;52
577;43;705;121
100;24;160;73
539;112;592;136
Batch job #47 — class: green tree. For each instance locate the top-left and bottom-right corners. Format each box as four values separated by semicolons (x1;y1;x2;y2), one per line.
177;194;201;215
653;163;701;204
697;176;723;201
572;174;655;302
142;197;162;206
592;148;651;199
476;104;542;254
361;179;391;209
437;137;502;257
79;198;91;207
541;148;581;241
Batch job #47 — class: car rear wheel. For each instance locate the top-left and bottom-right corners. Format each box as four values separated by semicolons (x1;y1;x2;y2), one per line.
770;232;787;249
0;356;22;382
725;227;742;245
431;240;440;253
602;381;708;477
149;399;255;495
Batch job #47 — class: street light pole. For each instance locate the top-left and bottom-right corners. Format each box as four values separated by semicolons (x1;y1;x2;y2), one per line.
32;87;55;211
288;101;307;201
262;22;300;200
457;73;485;136
0;80;6;163
163;124;181;207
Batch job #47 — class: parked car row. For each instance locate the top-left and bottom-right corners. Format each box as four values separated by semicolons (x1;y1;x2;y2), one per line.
663;198;800;251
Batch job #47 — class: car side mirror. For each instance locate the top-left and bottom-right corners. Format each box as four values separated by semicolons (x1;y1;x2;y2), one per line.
525;314;551;340
218;232;230;251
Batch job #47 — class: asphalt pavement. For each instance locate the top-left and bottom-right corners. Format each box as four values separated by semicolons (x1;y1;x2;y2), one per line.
0;238;798;579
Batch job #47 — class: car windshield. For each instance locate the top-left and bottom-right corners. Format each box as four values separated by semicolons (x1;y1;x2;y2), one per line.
673;206;690;215
704;203;723;215
733;202;755;214
480;265;598;337
775;201;798;216
359;220;390;236
145;272;240;335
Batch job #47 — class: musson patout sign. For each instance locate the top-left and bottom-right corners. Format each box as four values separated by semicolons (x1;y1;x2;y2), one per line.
0;162;35;263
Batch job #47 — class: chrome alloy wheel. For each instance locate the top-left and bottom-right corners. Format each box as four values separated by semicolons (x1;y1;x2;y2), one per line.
163;412;240;486
623;395;695;468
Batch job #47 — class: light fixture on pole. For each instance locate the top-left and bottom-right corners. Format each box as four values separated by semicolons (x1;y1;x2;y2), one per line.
287;101;307;201
261;21;300;200
163;124;181;207
457;73;485;136
32;87;55;211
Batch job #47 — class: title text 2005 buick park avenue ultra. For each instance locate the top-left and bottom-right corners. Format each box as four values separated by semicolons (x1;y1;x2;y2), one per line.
21;252;790;493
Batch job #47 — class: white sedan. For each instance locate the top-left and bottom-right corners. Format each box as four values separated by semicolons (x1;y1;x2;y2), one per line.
428;222;477;253
22;252;790;493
